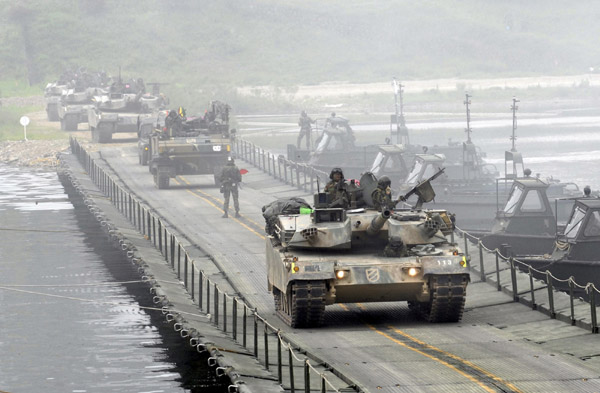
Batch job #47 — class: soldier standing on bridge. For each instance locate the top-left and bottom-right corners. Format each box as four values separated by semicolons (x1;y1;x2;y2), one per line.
219;157;242;218
296;110;315;149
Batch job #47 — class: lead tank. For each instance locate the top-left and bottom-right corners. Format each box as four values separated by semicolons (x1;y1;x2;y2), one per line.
264;172;470;328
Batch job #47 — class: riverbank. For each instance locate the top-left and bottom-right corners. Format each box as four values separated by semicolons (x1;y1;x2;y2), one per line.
0;139;69;168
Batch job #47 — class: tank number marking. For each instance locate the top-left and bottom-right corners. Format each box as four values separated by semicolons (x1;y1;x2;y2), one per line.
213;145;222;151
436;259;454;266
304;265;321;272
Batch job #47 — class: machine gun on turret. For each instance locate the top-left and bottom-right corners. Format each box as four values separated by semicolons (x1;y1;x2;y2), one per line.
397;167;445;209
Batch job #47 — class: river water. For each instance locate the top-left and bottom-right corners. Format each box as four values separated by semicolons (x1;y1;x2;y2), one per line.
0;164;227;392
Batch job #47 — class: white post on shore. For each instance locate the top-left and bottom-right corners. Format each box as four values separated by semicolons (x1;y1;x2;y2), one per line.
19;116;30;141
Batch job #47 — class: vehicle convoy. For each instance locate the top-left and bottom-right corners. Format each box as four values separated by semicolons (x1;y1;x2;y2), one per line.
88;77;166;143
263;170;470;328
149;101;233;189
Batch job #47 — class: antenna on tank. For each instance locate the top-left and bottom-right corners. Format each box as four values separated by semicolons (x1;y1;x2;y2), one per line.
510;97;519;152
464;93;472;143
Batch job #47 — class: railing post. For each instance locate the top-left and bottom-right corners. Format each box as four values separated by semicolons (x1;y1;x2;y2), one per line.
528;266;536;310
546;271;556;318
199;271;204;311
478;240;485;282
304;359;310;393
206;280;211;314
569;278;576;325
191;261;195;301
254;309;258;358
509;257;518;301
233;297;238;341
321;374;326;393
589;286;598;333
289;346;295;393
223;293;227;333
277;330;282;384
214;285;219;326
264;324;269;370
495;250;501;291
184;253;188;288
243;305;247;348
463;234;469;261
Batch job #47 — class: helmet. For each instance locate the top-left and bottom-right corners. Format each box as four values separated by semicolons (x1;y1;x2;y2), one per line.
524;168;532;177
329;167;344;179
584;185;591;196
227;157;235;164
331;112;336;117
378;176;391;188
301;110;307;116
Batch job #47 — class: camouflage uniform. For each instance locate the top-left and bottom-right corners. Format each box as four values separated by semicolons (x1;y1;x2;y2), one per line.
297;111;314;149
371;176;394;211
324;168;349;208
220;159;242;218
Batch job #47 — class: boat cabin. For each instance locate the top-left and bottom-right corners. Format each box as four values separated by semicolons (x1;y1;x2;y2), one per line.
369;144;411;183
558;199;600;260
492;177;555;236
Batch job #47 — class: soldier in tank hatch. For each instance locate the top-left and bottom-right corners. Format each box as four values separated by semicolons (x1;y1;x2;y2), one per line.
324;167;349;208
371;176;395;211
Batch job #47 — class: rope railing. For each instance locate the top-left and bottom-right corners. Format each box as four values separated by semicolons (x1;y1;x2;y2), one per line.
453;225;598;333
68;137;356;392
233;137;330;194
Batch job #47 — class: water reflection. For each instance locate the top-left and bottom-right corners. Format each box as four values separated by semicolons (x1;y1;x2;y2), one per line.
0;164;225;392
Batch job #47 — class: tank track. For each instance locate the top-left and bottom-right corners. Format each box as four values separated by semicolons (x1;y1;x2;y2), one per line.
274;280;326;328
409;274;469;323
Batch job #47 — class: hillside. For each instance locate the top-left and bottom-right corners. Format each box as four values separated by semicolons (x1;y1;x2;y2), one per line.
1;0;599;112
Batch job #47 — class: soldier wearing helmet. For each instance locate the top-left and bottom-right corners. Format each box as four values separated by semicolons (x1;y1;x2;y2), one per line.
219;157;242;218
297;110;315;149
371;175;395;211
324;167;349;208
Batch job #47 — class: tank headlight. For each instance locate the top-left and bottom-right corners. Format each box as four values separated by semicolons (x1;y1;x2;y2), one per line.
226;144;231;152
144;147;148;151
293;265;300;273
408;267;419;277
452;250;459;256
336;270;345;279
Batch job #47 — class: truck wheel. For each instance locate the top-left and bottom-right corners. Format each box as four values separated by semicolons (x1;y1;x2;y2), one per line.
64;115;78;131
97;123;113;143
154;172;170;189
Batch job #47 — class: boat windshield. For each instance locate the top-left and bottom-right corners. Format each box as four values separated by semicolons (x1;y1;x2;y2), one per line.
503;185;523;214
370;152;385;173
564;206;586;239
583;210;600;237
520;190;545;212
315;133;331;152
406;160;424;184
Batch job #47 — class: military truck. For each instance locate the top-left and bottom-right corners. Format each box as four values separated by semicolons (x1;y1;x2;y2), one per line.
149;102;233;189
263;171;470;328
88;78;165;143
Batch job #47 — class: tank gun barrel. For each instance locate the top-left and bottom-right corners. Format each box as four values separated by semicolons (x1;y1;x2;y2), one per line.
367;209;391;236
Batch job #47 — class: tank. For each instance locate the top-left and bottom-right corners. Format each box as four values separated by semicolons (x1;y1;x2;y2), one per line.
148;102;233;189
87;76;167;143
263;171;470;328
44;82;66;122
